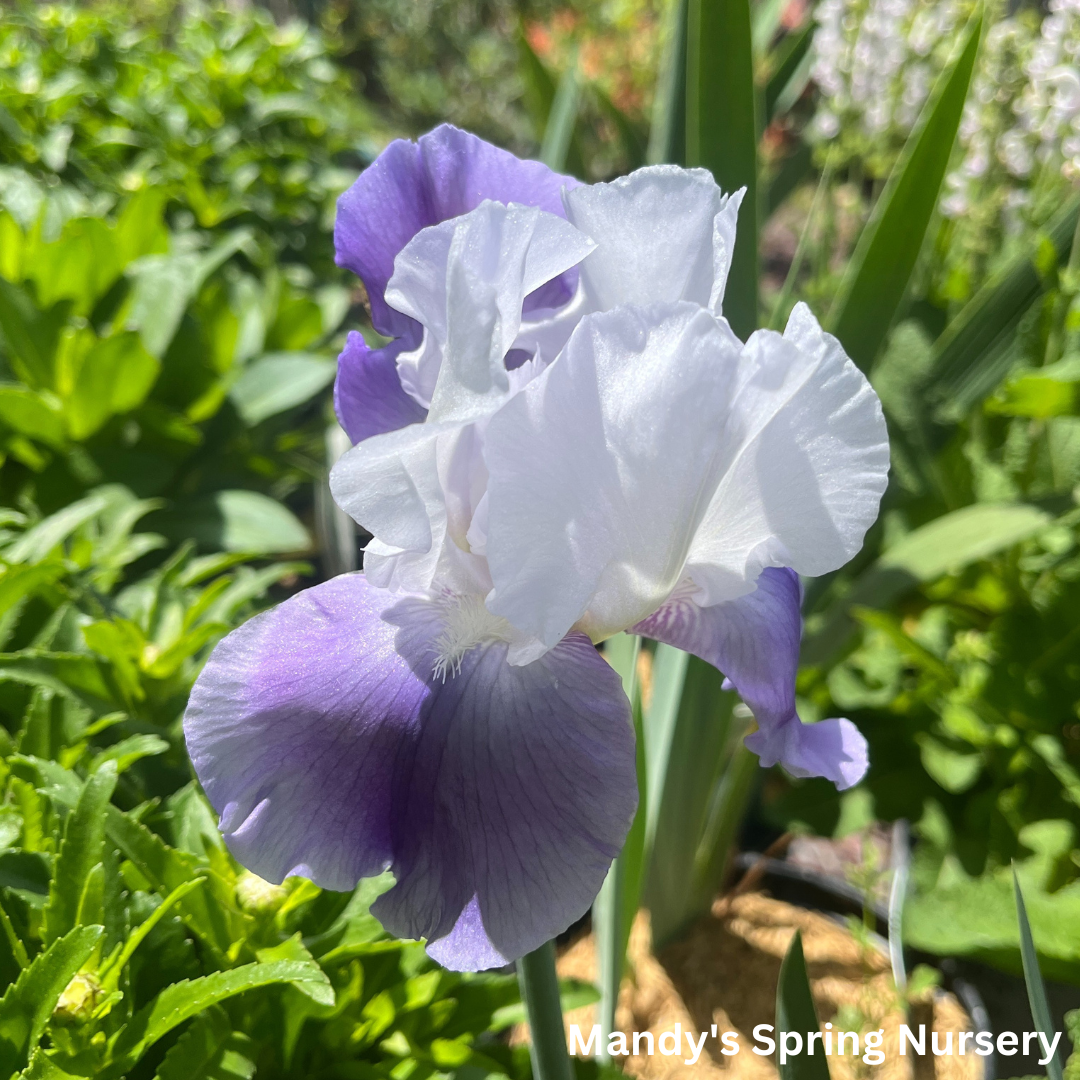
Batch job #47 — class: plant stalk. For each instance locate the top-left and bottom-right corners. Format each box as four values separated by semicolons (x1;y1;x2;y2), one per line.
518;940;574;1080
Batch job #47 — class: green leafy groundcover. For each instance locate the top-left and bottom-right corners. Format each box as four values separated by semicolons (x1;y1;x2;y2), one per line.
0;493;608;1079
0;0;384;275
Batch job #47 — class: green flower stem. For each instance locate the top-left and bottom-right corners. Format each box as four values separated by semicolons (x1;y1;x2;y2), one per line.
518;940;574;1080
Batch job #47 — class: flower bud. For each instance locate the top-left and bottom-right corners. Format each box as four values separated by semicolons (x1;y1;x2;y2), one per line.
53;973;102;1025
235;870;288;914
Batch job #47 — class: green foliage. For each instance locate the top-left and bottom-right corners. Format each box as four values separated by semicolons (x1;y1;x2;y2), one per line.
1015;869;1064;1080
776;932;830;1080
0;496;527;1079
0;1;380;276
828;11;981;371
0;190;340;548
685;0;758;338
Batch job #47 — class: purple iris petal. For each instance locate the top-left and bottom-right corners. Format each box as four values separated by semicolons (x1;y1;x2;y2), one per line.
184;573;637;970
632;567;867;790
335;332;428;445
333;125;579;441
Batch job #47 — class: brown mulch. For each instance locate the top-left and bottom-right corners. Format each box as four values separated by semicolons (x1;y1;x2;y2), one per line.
544;893;980;1080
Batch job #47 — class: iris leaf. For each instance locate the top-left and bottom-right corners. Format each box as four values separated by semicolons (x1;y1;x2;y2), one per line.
828;10;982;370
1014;869;1064;1080
776;931;831;1080
686;0;758;338
931;195;1080;408
648;0;689;166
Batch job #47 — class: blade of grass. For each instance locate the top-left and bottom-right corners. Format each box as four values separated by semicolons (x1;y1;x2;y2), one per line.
540;51;582;175
686;0;758;338
1013;868;1064;1080
765;22;814;121
519;34;586;178
770;152;835;330
776;931;831;1080
828;11;982;370
648;0;689;165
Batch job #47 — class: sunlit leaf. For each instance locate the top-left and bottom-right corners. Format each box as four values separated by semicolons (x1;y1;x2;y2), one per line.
829;11;981;370
228;352;335;426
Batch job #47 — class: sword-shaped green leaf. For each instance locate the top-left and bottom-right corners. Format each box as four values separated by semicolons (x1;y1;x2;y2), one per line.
686;0;758;338
829;11;982;370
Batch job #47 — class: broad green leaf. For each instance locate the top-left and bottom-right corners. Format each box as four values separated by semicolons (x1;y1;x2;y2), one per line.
25;217;122;312
65;332;159;439
124;230;250;359
105;960;336;1075
877;502;1050;580
0;280;63;388
200;563;308;625
151;1007;255;1080
1015;870;1064;1080
828;12;982;370
987;356;1080;419
931;196;1080;404
686;0;757;338
0;387;65;448
0;925;103;1077
156;490;310;554
228;352;335;426
43;763;118;944
776;931;830;1080
803;502;1051;665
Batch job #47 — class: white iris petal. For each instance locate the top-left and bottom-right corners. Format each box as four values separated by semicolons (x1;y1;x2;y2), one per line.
330;165;889;673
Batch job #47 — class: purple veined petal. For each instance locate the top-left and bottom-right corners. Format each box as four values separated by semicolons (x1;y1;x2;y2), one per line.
335;124;580;340
334;331;428;445
374;594;637;968
631;567;868;790
184;573;425;891
184;573;637;970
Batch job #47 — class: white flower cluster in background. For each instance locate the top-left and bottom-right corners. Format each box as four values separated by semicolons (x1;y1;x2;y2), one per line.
941;0;1080;228
1016;0;1080;183
809;0;968;160
939;17;1036;224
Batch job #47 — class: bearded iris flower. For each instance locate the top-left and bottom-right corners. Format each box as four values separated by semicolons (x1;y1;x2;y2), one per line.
184;125;890;972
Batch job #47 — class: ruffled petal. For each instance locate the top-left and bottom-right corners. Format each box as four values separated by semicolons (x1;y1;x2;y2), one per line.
564;166;743;312
335;124;579;339
374;601;636;967
184;574;428;890
484;302;744;651
385;201;594;420
631;568;868;789
683;303;890;605
184;574;637;969
334;332;428;445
